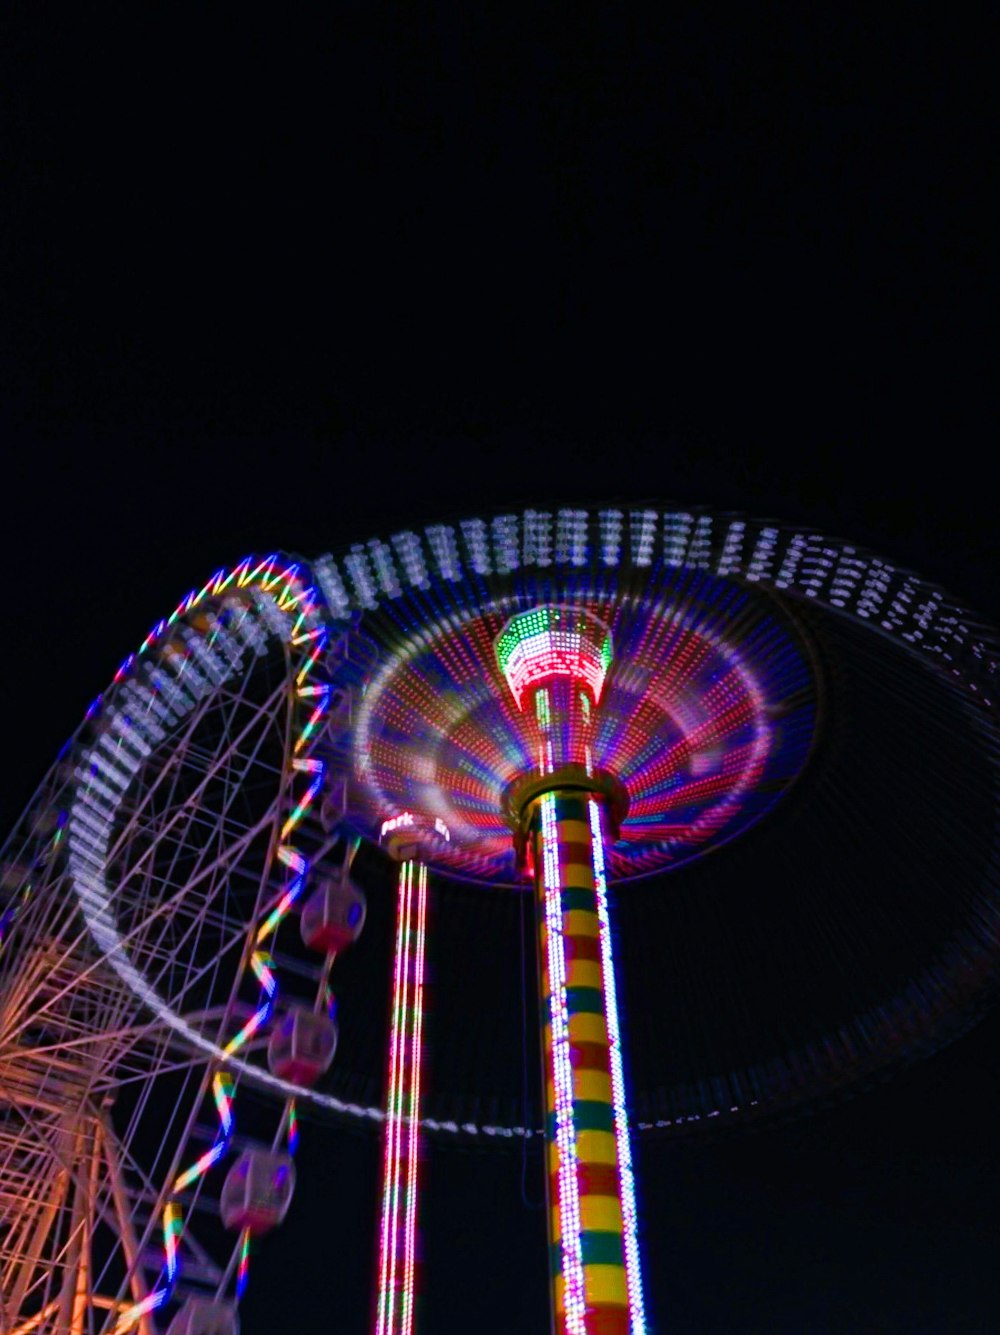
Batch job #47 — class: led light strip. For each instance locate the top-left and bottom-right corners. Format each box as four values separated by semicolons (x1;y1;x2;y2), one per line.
403;862;427;1335
236;1227;253;1299
100;556;334;1332
378;860;411;1335
114;1072;238;1329
172;1073;236;1192
540;792;587;1335
589;799;647;1335
376;858;428;1335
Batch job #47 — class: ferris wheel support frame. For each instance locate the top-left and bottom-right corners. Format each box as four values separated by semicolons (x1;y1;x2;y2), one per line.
2;1097;155;1335
1;552;349;1335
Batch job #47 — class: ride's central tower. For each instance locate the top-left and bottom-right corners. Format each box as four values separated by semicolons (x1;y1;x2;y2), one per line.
348;520;821;1335
496;607;645;1335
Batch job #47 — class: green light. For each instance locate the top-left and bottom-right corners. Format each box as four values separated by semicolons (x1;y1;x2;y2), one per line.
536;688;551;727
495;605;614;706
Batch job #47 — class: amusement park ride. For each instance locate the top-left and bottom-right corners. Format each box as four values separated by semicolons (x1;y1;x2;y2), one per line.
1;506;997;1333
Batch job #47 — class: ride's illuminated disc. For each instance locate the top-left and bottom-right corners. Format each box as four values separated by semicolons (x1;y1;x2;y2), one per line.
350;569;817;884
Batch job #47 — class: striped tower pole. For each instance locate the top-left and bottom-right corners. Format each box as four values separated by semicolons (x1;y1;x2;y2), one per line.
374;813;447;1335
375;856;427;1335
497;608;646;1335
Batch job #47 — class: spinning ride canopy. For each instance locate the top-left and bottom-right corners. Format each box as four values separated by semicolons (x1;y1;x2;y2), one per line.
15;502;993;1148
314;506;1000;1136
33;505;1000;1145
352;568;816;884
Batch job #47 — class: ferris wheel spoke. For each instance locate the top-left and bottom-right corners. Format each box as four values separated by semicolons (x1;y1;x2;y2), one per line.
111;647;288;806
106;741;281;920
90;1126;222;1326
0;919;152;1056
4;804;277;1058
0;1095;99;1230
101;669;288;877
2;796;278;1059
108;705;288;995
4;995;242;1072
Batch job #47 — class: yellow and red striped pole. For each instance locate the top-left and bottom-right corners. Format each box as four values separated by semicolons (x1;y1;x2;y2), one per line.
497;606;646;1334
528;789;645;1335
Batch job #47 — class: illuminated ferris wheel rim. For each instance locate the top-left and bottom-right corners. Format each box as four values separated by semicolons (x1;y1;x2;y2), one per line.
58;507;1000;1142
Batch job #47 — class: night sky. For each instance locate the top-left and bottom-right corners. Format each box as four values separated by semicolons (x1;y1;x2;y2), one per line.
2;7;997;1333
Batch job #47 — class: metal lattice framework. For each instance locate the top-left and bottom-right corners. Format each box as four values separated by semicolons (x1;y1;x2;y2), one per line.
1;507;998;1334
0;558;360;1332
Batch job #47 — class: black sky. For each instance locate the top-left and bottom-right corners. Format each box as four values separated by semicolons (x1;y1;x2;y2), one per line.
1;6;997;1332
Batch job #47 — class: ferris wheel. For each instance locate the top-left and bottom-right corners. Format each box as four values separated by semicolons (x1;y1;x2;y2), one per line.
1;508;998;1334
